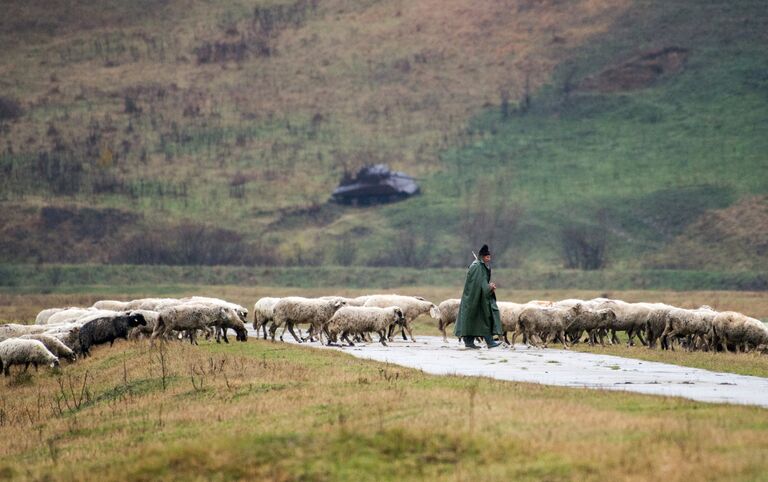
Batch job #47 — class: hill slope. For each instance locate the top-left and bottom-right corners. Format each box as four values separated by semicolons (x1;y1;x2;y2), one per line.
0;0;766;272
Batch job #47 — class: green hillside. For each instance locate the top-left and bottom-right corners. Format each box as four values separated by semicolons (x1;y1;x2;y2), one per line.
0;0;766;275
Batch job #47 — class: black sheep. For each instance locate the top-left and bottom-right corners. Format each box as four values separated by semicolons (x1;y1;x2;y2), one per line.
78;312;147;357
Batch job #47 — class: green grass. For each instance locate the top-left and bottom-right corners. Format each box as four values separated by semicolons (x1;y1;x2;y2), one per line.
1;263;766;292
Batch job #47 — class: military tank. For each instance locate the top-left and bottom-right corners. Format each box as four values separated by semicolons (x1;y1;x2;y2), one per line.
331;164;420;205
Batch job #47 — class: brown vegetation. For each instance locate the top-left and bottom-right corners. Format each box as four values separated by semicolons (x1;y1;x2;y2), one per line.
578;46;689;92
649;195;768;270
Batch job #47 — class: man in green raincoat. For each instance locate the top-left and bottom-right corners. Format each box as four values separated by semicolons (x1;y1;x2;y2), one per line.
454;244;503;349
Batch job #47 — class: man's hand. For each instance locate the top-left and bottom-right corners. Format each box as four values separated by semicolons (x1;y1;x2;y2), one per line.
489;282;497;291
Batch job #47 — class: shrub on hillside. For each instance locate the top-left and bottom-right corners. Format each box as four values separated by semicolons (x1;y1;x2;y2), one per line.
112;223;279;266
0;96;23;121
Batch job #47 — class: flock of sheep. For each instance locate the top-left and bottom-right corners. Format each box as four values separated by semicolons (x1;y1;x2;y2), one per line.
255;294;768;354
0;296;249;377
1;292;766;377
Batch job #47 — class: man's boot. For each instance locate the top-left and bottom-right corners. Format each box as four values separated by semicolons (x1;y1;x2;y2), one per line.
484;335;501;349
463;336;480;349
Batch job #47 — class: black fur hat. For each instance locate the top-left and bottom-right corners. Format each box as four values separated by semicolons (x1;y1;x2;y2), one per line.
478;244;491;257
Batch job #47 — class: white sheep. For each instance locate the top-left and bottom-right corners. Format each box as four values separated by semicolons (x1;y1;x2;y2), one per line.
660;306;717;351
437;299;461;342
180;296;249;323
0;323;49;341
35;307;77;325
125;298;181;311
126;310;162;340
513;305;579;349
325;306;405;346
497;301;528;345
43;323;83;354
566;307;617;346
363;295;440;342
644;304;678;349
92;300;132;311
712;312;768;353
590;299;653;346
19;334;77;362
0;338;60;376
253;297;281;339
152;304;239;345
270;297;347;343
46;307;103;325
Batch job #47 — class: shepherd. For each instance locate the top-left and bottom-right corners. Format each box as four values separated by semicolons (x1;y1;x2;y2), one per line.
454;244;503;349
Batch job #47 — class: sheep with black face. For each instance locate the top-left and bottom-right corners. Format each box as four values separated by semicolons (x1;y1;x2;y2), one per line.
78;311;147;357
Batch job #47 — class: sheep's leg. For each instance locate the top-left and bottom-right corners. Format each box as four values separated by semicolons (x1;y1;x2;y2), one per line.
661;326;676;351
558;330;569;350
400;325;408;341
610;329;620;345
439;320;447;342
279;323;290;341
404;322;416;342
378;330;388;346
286;322;303;343
636;329;647;346
268;322;278;342
626;329;635;347
386;323;395;341
341;332;355;347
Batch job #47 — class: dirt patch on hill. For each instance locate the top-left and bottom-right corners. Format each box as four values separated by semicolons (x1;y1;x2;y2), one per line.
578;47;689;92
648;195;768;271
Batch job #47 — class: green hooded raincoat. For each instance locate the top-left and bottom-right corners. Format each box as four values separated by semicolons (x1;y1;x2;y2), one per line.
453;259;502;338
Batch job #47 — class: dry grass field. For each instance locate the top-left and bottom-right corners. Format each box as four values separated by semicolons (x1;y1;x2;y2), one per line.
1;329;767;480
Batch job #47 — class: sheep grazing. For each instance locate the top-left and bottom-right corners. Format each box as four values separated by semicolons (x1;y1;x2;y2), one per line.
153;304;237;345
0;338;60;376
19;334;77;362
363;295;440;342
0;323;49;341
712;312;768;353
180;296;249;323
126;310;162;340
590;299;652;346
660;307;717;351
644;304;677;350
214;312;248;343
43;324;82;354
270;297;347;343
78;312;147;356
326;306;405;346
253;297;281;339
437;299;461;342
566;307;617;346
513;305;579;349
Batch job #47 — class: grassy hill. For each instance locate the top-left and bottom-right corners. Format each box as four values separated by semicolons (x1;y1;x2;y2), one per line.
0;0;766;276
